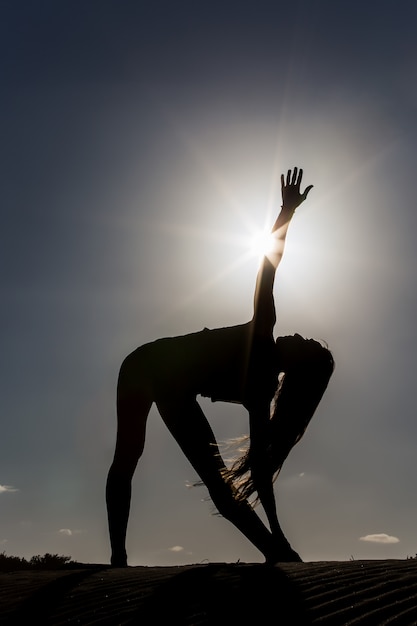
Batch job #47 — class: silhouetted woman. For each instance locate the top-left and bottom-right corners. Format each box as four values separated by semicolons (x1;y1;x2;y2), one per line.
106;168;334;567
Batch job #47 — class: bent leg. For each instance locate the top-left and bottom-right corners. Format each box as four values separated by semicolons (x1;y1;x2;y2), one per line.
106;355;153;567
156;396;299;562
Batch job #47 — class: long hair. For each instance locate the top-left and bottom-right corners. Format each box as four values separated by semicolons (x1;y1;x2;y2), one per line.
224;337;335;503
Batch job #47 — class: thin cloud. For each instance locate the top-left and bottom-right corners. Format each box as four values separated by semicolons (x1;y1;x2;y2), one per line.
360;533;400;544
168;546;184;552
58;528;84;536
0;485;18;494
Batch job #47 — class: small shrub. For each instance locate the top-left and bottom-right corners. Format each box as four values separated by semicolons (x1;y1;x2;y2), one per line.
0;552;27;571
29;553;73;569
0;551;75;571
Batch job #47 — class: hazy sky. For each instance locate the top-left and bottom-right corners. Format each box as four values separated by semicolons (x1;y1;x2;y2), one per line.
1;0;417;566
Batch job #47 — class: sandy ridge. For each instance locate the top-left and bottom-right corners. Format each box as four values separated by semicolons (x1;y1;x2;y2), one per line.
1;560;417;625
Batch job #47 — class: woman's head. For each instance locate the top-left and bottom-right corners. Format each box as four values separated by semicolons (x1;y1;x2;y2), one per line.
271;334;335;468
275;333;332;372
226;333;335;502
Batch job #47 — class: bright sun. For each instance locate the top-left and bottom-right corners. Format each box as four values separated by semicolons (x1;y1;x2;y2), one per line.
248;228;275;260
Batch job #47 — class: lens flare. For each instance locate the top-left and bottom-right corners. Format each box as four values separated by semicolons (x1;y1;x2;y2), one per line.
249;228;275;260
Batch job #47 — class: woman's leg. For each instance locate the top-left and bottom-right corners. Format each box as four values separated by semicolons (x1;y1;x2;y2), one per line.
106;353;153;567
156;395;299;562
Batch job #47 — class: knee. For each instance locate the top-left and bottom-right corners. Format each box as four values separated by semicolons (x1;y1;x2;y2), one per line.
110;442;144;479
107;461;134;482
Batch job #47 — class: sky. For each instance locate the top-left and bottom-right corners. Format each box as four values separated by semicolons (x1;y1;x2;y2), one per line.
1;0;417;566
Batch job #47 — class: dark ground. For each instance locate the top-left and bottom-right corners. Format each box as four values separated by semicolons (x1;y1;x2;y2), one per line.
1;560;417;625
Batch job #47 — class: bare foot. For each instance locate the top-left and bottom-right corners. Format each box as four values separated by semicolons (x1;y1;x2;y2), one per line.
111;554;128;567
266;547;302;565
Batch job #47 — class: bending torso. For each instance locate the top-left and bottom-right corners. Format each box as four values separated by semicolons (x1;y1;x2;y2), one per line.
128;252;284;406
139;322;279;405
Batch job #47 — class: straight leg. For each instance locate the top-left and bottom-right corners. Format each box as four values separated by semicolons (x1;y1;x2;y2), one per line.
156;395;299;562
106;353;153;566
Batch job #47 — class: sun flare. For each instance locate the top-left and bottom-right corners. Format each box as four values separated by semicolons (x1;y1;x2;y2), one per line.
248;228;276;260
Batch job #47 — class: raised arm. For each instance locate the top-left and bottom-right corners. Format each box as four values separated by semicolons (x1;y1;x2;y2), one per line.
252;167;313;336
248;167;313;551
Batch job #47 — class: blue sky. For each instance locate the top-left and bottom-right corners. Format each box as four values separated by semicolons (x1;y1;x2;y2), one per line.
1;0;417;565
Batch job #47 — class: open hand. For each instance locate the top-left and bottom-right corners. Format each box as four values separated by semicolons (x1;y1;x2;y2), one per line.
281;167;313;213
